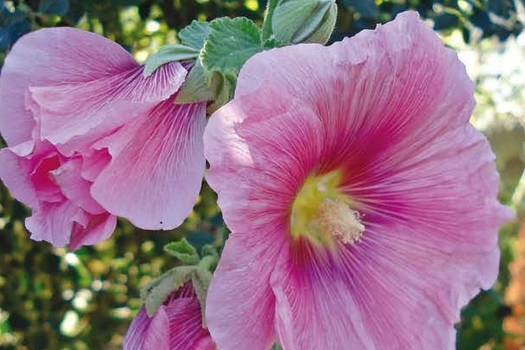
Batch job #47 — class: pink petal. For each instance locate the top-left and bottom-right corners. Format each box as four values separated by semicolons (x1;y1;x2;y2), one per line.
91;100;206;230
0;148;39;208
165;297;215;350
0;27;187;156
0;27;137;147
123;306;170;350
236;11;473;153
52;157;106;215
0;142;117;249
30;62;186;155
271;242;374;350
25;200;116;249
68;212;116;250
206;233;278;350
205;89;322;234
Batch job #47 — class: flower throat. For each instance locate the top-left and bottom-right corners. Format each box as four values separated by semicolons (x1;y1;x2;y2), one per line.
289;170;364;247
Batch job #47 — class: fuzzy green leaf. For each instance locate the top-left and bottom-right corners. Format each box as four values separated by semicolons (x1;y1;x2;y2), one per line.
163;238;200;265
178;20;211;50
201;17;263;74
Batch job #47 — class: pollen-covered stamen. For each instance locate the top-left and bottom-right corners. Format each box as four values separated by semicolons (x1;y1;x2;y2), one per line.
314;198;364;244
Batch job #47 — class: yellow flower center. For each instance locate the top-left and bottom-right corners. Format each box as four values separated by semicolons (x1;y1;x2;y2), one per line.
290;170;364;247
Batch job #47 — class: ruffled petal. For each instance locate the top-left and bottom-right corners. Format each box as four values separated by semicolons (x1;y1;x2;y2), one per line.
91;100;206;230
0;148;39;207
52;157;106;215
0;27;137;147
206;233;279;350
25;200;116;249
0;142;116;249
68;212;116;250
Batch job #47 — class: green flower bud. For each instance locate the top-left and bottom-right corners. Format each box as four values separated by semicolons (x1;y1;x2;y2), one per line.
271;0;337;45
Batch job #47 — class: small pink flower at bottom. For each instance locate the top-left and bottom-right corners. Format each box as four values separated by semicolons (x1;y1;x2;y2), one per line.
124;282;216;350
203;11;513;350
0;28;206;249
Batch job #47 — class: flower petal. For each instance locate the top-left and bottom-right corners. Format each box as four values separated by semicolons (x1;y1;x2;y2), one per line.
25;200;116;249
91;100;206;230
68;212;117;250
271;244;375;350
30;62;186;155
205;89;322;233
123;306;170;350
206;233;279;350
0;148;39;208
0;27;136;147
165;297;215;350
52;157;106;215
236;11;473;163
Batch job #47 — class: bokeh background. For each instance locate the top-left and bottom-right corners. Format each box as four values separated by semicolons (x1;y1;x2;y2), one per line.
0;0;524;349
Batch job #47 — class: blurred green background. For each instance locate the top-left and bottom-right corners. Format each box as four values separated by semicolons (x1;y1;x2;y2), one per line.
0;0;524;349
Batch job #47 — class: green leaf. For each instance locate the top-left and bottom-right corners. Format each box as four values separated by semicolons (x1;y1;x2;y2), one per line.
143;44;199;77
201;17;263;74
163;238;200;265
175;59;218;104
178;20;211;50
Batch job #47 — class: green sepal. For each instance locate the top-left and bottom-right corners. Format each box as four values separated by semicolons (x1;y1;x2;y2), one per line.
190;268;212;326
163;238;200;265
175;59;219;104
140;266;212;318
261;0;280;42
143;44;199;77
199;244;220;272
178;20;211;50
140;266;196;316
206;72;237;114
200;17;263;75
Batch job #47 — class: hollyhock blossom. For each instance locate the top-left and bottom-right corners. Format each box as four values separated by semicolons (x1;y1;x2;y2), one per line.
123;282;216;350
0;28;206;249
204;11;513;350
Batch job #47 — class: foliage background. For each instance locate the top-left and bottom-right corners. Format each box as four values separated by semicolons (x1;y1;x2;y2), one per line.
0;0;524;349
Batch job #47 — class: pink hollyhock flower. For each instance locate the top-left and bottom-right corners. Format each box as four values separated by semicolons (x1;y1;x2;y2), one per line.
123;282;216;350
204;11;513;350
0;28;206;249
